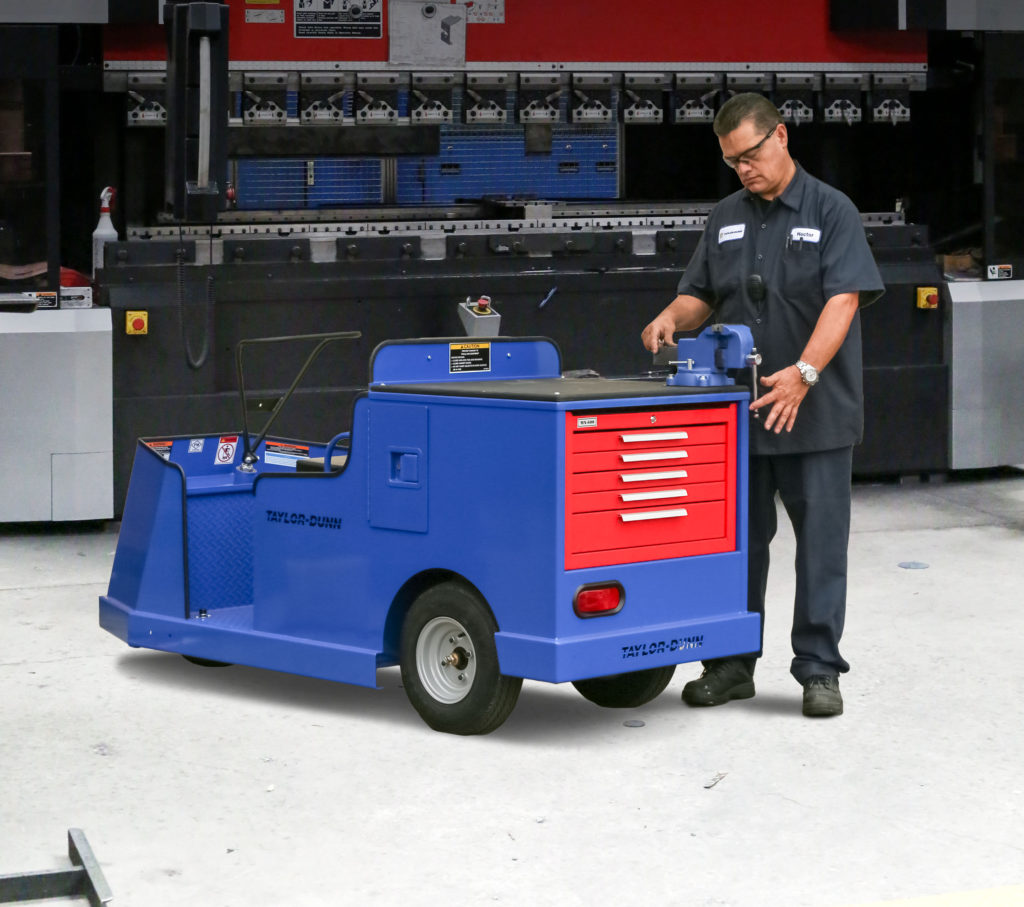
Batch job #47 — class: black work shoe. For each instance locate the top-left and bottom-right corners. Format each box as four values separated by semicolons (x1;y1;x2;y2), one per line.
802;675;843;717
681;658;755;707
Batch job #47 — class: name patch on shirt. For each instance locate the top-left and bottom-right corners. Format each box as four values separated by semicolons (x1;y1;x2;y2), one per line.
790;227;821;243
718;224;746;244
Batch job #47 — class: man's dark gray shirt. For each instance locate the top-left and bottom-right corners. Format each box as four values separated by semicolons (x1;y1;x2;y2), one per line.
676;164;884;455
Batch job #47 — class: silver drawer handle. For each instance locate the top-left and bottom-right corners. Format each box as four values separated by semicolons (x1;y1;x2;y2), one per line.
621;450;688;463
620;508;688;522
620;489;688;502
620;469;688;482
620;431;688;443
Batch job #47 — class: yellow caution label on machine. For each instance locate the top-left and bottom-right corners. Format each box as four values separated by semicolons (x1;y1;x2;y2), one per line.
449;342;491;373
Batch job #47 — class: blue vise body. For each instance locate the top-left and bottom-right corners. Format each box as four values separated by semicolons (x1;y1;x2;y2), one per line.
665;323;759;388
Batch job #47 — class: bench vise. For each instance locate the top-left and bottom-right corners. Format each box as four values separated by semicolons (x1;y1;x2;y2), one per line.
666;323;761;389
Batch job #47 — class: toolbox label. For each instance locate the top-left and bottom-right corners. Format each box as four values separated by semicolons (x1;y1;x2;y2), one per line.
449;342;491;373
622;635;703;659
577;417;598;428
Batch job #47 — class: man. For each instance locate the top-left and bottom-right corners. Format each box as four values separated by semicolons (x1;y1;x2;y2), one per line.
641;93;883;718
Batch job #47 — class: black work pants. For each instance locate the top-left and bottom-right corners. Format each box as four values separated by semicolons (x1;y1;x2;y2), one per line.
737;446;854;682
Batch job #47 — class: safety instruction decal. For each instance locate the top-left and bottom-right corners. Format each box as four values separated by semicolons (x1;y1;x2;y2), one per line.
295;0;382;39
188;438;205;454
215;436;238;465
265;441;310;468
449;342;491;373
145;440;172;461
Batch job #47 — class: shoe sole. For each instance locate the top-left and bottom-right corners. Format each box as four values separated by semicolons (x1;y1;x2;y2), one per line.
682;681;755;707
802;701;843;717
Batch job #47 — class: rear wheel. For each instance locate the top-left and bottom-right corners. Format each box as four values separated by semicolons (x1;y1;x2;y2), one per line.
400;582;522;735
572;665;676;708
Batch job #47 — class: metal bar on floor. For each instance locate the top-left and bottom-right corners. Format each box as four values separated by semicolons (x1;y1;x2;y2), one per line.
0;829;113;906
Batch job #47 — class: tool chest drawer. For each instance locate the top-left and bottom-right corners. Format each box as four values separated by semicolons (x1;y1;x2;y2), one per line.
567;406;732;435
564;405;737;569
568;461;727;494
569;500;726;553
570;481;726;514
570;422;727;452
570;442;726;474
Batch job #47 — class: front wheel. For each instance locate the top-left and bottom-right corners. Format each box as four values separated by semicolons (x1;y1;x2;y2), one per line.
182;654;231;668
572;665;676;708
400;582;522;735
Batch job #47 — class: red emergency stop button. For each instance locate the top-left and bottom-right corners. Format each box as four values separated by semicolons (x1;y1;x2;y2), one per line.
126;310;149;334
916;287;939;310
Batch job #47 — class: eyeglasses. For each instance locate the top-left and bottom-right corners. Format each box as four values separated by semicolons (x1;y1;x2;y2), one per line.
723;125;778;170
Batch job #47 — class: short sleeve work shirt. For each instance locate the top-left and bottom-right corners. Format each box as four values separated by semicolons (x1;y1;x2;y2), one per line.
677;164;884;455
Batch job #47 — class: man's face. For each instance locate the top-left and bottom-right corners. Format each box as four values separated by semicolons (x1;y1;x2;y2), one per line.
718;118;790;199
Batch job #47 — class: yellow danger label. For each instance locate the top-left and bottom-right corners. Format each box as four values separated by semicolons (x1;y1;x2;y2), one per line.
449;343;489;351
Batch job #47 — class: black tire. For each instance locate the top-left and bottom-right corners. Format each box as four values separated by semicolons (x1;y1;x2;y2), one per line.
182;654;232;668
572;665;676;708
400;581;522;735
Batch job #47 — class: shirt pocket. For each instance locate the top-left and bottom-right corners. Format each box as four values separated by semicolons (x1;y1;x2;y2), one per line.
706;238;747;302
781;240;824;302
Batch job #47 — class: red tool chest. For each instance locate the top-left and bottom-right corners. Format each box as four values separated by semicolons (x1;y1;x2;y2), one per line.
564;405;738;569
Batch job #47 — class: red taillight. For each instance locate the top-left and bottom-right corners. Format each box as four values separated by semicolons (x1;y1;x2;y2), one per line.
573;582;624;618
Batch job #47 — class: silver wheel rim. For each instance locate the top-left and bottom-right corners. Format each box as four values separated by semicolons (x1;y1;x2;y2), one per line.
416;616;477;704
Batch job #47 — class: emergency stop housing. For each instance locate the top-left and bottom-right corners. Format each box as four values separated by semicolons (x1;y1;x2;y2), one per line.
100;332;760;733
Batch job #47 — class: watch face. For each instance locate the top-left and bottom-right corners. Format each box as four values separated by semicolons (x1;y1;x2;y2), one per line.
799;362;818;385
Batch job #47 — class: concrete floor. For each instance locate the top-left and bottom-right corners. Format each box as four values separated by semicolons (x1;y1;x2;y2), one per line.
2;471;1023;907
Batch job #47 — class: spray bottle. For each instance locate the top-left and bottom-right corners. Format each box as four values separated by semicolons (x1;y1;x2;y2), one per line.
92;187;118;278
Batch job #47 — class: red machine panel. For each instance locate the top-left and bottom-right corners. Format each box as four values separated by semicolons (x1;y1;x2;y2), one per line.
103;0;926;66
564;405;737;570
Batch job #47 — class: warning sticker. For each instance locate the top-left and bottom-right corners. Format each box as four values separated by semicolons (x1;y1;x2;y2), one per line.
145;440;172;461
449;342;491;374
265;440;310;468
295;0;382;39
215;436;238;465
188;438;205;454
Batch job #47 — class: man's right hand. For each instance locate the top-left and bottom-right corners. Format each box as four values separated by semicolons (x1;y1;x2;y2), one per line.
641;312;678;353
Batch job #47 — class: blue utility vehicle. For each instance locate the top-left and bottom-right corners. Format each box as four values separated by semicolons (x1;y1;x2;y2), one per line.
100;326;760;734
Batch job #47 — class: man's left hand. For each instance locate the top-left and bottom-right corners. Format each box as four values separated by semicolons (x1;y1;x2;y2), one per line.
749;366;810;433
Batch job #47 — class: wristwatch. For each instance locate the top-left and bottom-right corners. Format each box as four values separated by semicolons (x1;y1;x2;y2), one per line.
795;360;819;386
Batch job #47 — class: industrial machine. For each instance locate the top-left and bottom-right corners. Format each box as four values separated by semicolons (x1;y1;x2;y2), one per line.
101;323;760;734
87;0;950;512
4;2;1024;519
